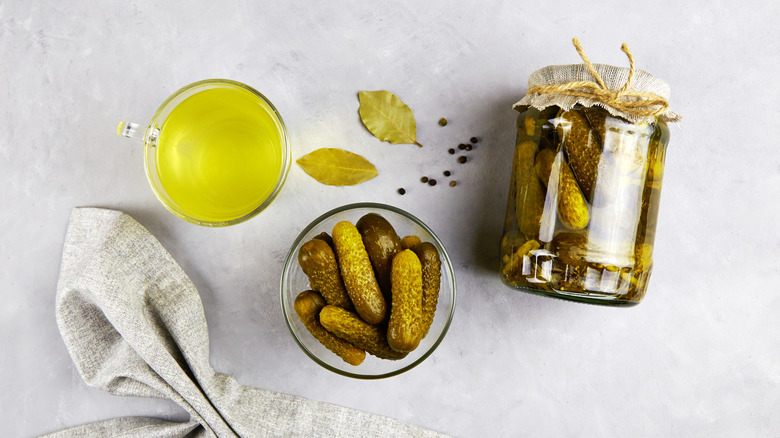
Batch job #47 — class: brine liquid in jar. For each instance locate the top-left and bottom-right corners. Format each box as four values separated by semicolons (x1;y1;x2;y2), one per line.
500;105;669;306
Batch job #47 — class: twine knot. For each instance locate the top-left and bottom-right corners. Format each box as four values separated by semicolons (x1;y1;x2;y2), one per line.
526;38;670;118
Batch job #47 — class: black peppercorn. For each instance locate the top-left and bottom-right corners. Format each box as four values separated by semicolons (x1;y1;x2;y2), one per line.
443;170;451;177
458;156;467;164
421;176;429;183
398;188;406;195
465;144;473;151
470;137;478;143
458;143;466;150
428;179;437;186
448;148;455;154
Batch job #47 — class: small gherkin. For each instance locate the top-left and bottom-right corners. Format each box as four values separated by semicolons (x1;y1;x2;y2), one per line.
320;305;407;360
412;243;441;340
294;291;365;366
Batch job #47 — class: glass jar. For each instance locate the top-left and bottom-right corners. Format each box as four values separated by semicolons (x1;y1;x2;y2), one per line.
500;104;669;306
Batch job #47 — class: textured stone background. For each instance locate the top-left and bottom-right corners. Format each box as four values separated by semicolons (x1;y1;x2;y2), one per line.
1;1;778;436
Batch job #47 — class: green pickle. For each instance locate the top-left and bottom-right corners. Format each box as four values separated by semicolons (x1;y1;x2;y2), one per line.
413;242;442;340
296;214;443;366
387;249;423;353
356;213;402;302
298;239;353;310
320;305;407;360
500;105;669;306
294;291;366;366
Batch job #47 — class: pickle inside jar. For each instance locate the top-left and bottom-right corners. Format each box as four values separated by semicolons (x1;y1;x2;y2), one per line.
500;105;668;304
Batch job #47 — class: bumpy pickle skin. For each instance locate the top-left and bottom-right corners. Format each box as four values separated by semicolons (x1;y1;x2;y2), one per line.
559;108;603;204
294;291;366;366
356;213;402;302
298;239;353;310
534;148;590;230
514;140;546;237
387;250;423;352
513;107;553;239
412;242;441;339
582;106;608;146
332;221;387;325
534;148;556;184
319;305;407;360
555;159;590;230
400;235;422;251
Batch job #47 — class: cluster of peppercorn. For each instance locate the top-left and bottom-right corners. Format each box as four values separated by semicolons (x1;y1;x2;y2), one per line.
448;137;478;162
397;118;478;195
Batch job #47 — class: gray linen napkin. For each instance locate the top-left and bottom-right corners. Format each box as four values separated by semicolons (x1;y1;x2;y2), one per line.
47;207;445;438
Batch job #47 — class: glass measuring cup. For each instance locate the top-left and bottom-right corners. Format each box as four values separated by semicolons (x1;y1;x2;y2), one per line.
118;79;291;227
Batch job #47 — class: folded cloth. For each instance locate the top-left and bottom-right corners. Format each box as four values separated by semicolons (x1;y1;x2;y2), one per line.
47;208;445;438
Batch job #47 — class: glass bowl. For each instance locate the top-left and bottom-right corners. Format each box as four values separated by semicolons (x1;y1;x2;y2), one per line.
280;202;456;379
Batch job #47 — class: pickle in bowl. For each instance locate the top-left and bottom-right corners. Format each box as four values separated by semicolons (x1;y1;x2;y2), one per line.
280;203;456;379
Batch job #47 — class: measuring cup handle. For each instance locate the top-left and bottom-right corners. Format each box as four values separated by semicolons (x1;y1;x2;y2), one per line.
116;121;145;143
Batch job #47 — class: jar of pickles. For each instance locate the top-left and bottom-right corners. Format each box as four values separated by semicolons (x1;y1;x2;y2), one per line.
500;40;680;306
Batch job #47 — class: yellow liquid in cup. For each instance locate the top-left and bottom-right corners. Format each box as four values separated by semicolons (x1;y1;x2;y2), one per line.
155;87;283;223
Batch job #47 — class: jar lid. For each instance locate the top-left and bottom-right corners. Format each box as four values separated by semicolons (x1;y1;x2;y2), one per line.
514;40;682;124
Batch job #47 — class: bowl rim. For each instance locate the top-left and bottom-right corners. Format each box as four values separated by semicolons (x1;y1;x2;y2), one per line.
279;202;457;379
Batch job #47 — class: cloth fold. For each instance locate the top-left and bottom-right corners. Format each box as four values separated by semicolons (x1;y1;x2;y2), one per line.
48;208;444;438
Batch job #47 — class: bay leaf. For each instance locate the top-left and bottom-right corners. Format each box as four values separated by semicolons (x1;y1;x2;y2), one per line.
358;90;423;147
296;148;378;186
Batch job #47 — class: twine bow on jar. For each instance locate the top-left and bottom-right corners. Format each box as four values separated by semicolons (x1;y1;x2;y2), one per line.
524;38;675;121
